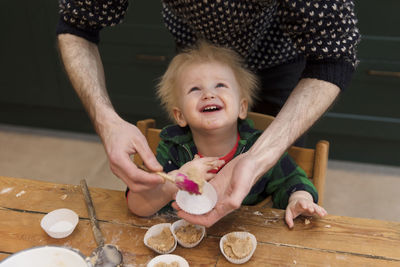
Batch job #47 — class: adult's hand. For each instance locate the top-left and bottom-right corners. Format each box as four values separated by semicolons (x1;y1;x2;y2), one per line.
100;115;164;192
172;152;270;227
58;33;163;191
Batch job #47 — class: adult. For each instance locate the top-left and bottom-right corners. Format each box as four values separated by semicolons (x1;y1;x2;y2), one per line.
57;0;359;226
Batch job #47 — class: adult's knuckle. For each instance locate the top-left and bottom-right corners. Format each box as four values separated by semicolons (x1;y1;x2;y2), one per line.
230;200;241;210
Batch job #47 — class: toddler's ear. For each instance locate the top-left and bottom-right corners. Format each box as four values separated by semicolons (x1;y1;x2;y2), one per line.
173;107;188;127
238;99;248;120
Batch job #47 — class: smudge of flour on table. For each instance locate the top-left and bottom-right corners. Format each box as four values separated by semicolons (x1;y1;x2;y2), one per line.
111;229;123;244
271;210;280;217
122;251;150;267
62;241;72;247
0;187;13;194
253;211;263;216
236;225;249;231
124;261;147;267
16;190;26;197
264;217;279;225
60;194;68;200
336;254;348;261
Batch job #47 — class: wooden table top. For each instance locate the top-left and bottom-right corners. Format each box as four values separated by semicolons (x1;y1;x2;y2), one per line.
1;176;400;266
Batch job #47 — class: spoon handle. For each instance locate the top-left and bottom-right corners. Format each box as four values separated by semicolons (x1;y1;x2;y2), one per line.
155;171;175;183
80;179;104;247
138;164;175;183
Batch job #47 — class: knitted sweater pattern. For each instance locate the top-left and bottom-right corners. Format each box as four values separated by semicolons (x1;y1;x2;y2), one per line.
57;0;360;90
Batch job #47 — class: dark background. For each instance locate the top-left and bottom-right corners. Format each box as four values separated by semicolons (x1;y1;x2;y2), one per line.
1;1;399;166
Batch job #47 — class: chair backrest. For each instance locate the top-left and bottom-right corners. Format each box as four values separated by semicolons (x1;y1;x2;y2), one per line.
134;111;329;206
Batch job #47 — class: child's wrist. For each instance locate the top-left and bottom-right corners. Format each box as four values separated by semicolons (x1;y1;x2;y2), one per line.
288;190;313;203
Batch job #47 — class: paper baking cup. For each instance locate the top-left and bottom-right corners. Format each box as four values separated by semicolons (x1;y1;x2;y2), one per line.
144;223;177;254
171;219;205;248
40;208;79;239
176;182;217;215
220;232;257;264
147;254;189;267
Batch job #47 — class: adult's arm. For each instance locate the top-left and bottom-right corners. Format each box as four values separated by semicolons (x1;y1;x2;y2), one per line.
56;0;163;191
57;34;163;191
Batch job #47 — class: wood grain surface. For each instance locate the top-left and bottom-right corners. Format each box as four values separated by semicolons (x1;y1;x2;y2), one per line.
1;176;400;266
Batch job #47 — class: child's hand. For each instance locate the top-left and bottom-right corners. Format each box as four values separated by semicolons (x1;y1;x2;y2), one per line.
179;155;225;181
285;191;327;228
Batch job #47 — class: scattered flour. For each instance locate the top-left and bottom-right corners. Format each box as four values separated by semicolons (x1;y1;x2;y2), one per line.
0;187;13;194
253;211;263;216
16;190;26;197
271;210;280;217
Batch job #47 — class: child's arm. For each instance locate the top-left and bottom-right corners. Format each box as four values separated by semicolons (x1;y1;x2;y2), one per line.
285;190;327;228
127;175;178;217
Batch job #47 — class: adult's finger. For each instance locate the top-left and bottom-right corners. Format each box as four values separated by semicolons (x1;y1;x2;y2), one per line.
171;201;181;211
135;142;163;173
176;204;227;228
110;154;163;191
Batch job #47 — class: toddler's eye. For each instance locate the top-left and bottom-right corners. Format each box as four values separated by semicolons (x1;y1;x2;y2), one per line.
216;83;227;88
189;86;200;93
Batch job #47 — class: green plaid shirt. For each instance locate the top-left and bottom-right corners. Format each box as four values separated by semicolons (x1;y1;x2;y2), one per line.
156;119;318;209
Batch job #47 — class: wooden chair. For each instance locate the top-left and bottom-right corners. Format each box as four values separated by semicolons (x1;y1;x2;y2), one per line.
133;111;329;206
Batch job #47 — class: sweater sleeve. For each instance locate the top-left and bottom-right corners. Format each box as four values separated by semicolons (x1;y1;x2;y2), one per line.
265;152;318;209
56;0;129;44
156;140;181;173
280;0;360;90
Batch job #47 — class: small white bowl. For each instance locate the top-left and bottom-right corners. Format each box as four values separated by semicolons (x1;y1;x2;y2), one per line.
171;219;205;248
144;223;177;254
147;254;189;267
40;208;79;239
220;232;257;264
176;182;217;215
0;246;89;267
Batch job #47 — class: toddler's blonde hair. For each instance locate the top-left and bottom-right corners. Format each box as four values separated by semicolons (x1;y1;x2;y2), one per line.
157;40;259;120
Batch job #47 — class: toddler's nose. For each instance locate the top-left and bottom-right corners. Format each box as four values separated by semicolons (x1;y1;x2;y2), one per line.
202;88;216;100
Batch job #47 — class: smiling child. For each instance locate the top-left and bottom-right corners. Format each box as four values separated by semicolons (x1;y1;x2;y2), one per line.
127;41;327;228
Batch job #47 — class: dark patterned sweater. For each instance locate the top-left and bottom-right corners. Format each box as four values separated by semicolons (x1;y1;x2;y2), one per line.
57;0;360;90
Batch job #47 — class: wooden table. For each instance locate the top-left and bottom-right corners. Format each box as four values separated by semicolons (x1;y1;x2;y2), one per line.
1;176;400;266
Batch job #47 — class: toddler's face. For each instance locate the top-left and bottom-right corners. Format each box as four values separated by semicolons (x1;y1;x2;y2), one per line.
173;61;247;132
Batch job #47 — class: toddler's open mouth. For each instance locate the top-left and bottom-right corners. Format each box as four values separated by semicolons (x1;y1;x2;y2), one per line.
201;105;222;112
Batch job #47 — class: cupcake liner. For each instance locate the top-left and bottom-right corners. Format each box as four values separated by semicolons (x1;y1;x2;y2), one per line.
144;223;177;254
40;208;79;239
147;254;189;267
176;182;217;215
220;232;257;264
171;219;205;248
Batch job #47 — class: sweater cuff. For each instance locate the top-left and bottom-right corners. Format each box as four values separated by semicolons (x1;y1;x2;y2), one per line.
56;17;100;44
301;60;355;91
